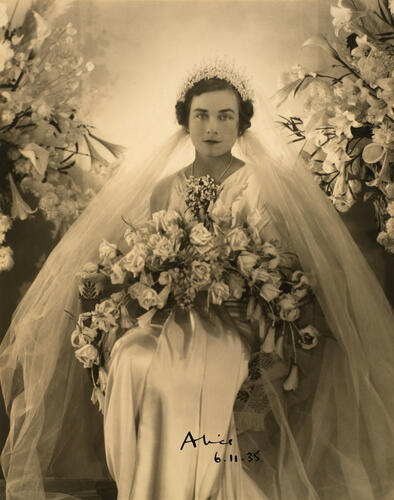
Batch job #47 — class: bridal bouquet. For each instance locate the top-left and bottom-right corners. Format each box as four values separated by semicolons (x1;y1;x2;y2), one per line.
71;175;321;411
0;1;125;272
276;0;394;253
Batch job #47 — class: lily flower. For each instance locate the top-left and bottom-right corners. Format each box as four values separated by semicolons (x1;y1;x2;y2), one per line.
283;363;299;391
91;386;105;413
262;325;276;354
20;143;49;180
275;334;285;359
259;315;267;340
98;367;108;392
120;305;134;329
84;134;110;171
330;0;366;36
88;131;127;158
30;11;52;51
8;174;36;221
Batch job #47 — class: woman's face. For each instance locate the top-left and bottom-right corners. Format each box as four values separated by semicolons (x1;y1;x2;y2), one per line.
188;89;239;158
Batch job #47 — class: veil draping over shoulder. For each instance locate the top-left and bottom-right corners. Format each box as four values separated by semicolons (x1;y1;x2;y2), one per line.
0;86;393;500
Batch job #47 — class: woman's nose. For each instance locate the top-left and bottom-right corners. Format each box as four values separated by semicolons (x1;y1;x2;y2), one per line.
206;119;219;135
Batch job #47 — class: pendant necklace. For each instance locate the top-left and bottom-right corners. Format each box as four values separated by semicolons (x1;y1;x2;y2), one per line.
192;155;233;185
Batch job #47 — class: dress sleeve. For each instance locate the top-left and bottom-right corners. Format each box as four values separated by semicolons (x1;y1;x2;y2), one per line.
245;196;284;246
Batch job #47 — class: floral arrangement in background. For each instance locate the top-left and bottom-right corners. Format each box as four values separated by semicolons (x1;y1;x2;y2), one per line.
70;175;322;412
277;0;394;253
0;0;125;272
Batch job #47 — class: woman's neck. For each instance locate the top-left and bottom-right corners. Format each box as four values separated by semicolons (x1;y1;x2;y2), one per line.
193;151;233;178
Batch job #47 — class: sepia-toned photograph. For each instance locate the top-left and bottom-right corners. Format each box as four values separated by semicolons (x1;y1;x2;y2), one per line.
0;0;393;499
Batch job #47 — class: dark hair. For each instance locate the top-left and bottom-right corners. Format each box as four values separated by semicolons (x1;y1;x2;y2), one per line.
175;78;254;136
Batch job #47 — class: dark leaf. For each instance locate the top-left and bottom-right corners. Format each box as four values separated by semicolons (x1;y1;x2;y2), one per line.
350;125;373;139
363;191;376;202
378;0;390;24
346;33;358;51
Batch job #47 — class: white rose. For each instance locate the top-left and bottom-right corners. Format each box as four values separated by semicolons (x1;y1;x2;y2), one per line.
129;282;159;310
278;294;300;322
298;325;320;350
209;280;230;305
152;209;182;234
191;260;211;287
262;242;280;269
75;344;99;368
332;193;354;213
72;325;99;348
227;227;249;251
95;299;117;316
99;240;118;262
189;223;213;246
251;267;271;283
377;231;394;253
0;245;14;271
158;268;180;286
91;313;117;333
110;262;126;284
151;235;178;261
77;261;101;282
291;270;310;299
124;228;142;247
237;251;259;276
129;282;146;299
122;244;147;276
82;261;99;274
111;291;126;303
138;287;160;310
259;281;281;302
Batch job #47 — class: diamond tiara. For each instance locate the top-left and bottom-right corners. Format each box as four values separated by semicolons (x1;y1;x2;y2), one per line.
177;59;254;103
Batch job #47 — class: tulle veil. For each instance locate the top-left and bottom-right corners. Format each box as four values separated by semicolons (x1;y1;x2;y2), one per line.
0;82;393;500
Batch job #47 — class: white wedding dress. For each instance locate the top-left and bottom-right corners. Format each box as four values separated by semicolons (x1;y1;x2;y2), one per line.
104;164;274;500
1;131;393;500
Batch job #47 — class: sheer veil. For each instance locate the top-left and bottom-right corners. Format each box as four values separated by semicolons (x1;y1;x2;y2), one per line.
0;82;393;500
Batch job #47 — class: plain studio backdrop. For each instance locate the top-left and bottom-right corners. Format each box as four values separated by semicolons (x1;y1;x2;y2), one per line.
0;0;392;483
69;0;330;157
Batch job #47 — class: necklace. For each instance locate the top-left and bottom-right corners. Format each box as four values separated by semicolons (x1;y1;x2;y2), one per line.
192;155;233;184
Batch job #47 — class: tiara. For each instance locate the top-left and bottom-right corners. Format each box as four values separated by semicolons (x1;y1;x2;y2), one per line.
177;59;254;103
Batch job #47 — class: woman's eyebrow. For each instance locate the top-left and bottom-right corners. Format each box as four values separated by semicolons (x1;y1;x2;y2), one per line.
218;108;235;113
192;108;208;113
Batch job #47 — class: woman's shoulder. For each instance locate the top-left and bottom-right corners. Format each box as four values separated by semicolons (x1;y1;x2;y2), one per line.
150;166;190;213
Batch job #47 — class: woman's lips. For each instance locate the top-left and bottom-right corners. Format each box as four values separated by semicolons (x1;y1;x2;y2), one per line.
204;140;221;144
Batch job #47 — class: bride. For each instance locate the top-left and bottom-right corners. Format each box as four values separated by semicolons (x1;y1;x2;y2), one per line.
0;61;393;500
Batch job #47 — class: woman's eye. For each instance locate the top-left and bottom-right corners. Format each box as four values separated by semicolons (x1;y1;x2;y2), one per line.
219;114;232;121
195;113;207;120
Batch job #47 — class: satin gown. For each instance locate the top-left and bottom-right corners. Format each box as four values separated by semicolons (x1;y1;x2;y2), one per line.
103;165;278;500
